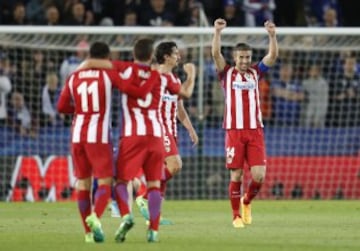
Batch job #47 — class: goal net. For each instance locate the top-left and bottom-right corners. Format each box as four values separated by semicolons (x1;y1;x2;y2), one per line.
1;26;359;201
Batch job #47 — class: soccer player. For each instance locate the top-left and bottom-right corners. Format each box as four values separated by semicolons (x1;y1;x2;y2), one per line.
211;18;278;228
57;41;159;243
135;41;198;223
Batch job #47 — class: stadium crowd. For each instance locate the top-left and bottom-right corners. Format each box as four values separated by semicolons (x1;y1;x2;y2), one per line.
0;0;360;138
0;0;359;27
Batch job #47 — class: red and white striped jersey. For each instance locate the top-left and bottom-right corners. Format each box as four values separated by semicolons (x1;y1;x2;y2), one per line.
160;72;181;137
219;64;264;129
113;61;181;138
57;64;156;144
58;68;126;144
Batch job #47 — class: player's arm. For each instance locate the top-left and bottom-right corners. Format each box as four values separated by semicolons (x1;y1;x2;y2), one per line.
178;63;196;98
76;59;113;70
211;18;227;72
57;76;75;114
177;100;199;146
261;20;278;67
112;67;159;99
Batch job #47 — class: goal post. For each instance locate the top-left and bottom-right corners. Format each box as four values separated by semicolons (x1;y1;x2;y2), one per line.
0;26;359;201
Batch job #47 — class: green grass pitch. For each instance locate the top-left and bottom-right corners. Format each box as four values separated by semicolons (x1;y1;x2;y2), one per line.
0;200;359;251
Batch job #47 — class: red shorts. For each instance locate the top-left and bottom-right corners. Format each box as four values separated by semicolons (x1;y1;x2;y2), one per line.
116;136;165;182
225;128;266;169
164;133;178;157
71;143;114;179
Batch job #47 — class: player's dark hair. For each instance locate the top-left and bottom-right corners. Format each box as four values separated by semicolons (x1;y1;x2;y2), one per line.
133;38;155;61
89;41;110;59
233;42;252;51
155;41;177;64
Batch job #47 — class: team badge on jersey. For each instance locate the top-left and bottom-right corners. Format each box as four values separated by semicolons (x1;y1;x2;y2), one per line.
226;147;235;164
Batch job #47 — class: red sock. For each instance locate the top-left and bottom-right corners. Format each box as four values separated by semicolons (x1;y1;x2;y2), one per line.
228;181;241;219
77;190;91;233
160;167;173;197
94;184;111;218
244;180;262;204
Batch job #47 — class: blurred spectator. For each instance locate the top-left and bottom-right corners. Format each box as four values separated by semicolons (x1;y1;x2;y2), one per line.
327;53;360;127
320;7;338;27
242;0;276;27
304;0;340;26
138;0;175;26
42;5;61;25
271;62;305;126
301;63;329;127
41;72;63;127
59;40;88;85
0;67;12;125
291;183;303;199
222;0;245;27
7;92;35;137
63;2;94;25
123;8;138;26
271;178;284;199
9;2;31;25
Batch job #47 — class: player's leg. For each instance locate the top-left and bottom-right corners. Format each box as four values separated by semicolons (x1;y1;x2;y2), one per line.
114;138;143;242
162;154;182;196
85;144;114;242
241;128;267;225
143;136;165;242
225;130;245;228
71;144;94;242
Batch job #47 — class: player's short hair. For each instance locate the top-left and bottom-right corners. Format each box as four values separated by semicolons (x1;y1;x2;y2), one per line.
155;41;177;64
89;41;110;59
133;38;155;62
233;42;252;51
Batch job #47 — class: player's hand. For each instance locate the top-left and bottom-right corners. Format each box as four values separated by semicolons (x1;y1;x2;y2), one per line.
183;63;196;78
214;18;227;32
264;20;276;37
189;129;199;146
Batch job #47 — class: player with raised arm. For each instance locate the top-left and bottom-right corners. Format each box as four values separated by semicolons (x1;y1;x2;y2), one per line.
211;18;278;228
80;38;196;242
135;41;198;224
57;41;159;243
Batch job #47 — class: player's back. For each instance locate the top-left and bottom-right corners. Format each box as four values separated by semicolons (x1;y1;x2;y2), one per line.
114;61;164;138
67;68;116;144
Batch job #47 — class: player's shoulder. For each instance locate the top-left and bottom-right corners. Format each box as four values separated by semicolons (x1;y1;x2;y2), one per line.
162;72;180;83
112;60;132;71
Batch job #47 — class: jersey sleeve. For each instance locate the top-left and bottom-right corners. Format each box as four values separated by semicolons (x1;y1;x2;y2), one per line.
111;60;125;71
165;75;181;95
57;76;75;114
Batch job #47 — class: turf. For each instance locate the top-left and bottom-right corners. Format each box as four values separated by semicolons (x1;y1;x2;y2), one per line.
0;200;359;251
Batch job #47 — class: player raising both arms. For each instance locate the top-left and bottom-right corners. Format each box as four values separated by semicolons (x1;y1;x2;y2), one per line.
211;18;278;228
57;41;159;243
